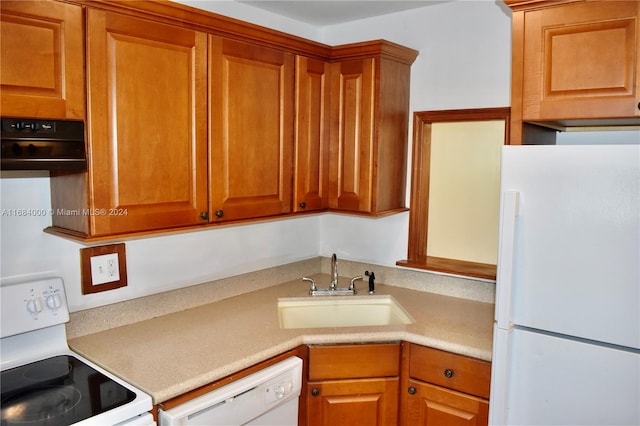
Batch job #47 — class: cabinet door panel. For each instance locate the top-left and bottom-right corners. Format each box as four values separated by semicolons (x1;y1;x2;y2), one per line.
522;1;640;120
329;58;375;212
209;36;294;221
405;379;488;426
294;56;330;212
86;9;208;235
308;378;399;426
0;0;84;119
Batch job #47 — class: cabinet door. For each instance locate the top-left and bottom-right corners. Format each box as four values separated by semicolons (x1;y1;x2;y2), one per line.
209;36;294;221
0;0;84;119
294;55;330;213
329;58;376;213
307;378;399;426
404;379;488;426
86;9;208;236
520;1;640;121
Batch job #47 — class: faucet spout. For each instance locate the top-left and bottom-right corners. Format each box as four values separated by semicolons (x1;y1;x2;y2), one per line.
330;253;338;290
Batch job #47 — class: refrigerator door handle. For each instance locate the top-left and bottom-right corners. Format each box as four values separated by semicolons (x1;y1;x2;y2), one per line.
495;191;520;329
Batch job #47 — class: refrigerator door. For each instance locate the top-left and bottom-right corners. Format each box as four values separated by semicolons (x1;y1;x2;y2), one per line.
499;145;639;349
490;327;640;426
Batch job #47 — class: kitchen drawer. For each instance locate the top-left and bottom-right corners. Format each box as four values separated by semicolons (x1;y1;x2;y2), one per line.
308;342;400;380
409;344;491;398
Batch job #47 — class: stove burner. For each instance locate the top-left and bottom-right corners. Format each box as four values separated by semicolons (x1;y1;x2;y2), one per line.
0;385;81;425
23;357;72;382
1;356;138;425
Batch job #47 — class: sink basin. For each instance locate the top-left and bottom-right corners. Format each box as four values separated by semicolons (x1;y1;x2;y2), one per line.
277;295;414;329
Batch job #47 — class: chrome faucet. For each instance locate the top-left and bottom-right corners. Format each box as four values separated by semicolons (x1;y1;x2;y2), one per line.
301;253;363;296
330;253;338;290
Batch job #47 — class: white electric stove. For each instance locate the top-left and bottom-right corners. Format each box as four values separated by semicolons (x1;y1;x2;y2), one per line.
1;277;155;426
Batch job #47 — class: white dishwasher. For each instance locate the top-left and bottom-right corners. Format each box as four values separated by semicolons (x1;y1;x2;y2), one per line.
158;356;302;426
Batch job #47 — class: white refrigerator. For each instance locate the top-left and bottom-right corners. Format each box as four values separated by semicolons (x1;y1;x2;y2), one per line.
489;145;640;425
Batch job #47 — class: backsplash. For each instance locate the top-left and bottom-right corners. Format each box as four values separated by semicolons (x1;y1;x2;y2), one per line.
66;256;494;339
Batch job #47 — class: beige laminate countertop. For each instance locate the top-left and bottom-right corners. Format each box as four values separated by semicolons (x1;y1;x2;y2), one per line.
68;276;495;404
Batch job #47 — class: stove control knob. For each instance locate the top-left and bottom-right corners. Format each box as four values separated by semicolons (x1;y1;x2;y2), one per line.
26;297;44;314
46;294;62;311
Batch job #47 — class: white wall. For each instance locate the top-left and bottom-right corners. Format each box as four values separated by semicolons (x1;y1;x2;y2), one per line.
0;1;512;311
320;0;512;110
0;173;321;310
171;0;322;40
317;0;512;259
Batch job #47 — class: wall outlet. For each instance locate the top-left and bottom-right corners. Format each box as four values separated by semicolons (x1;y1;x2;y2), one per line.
90;253;120;285
80;243;127;295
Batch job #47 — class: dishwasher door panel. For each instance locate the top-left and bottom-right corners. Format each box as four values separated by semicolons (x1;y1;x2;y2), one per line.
158;357;302;426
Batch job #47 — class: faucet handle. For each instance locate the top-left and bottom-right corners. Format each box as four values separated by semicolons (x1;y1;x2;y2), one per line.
365;271;376;294
349;276;363;292
302;277;317;294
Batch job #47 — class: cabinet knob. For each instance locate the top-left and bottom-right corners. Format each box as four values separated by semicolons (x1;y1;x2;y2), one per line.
199;211;209;220
299;202;307;209
444;369;454;378
408;386;416;395
311;388;320;397
215;210;224;219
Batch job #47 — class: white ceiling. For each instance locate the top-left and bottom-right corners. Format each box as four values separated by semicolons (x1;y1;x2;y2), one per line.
236;1;448;26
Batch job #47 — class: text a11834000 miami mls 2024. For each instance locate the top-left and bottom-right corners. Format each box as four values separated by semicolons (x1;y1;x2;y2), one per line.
1;208;129;217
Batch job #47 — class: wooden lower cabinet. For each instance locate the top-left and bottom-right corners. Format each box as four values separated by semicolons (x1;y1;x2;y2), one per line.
404;379;488;426
304;342;490;426
307;378;399;426
400;343;491;426
306;343;401;426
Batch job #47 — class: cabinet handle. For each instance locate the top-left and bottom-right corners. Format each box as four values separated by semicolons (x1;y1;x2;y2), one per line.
444;369;454;378
299;202;307;209
408;386;416;395
215;210;224;219
199;211;209;220
311;388;320;397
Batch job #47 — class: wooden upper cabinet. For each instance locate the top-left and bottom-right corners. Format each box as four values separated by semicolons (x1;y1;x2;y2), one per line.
509;0;640;143
209;36;294;221
0;0;85;119
294;55;330;213
81;9;208;236
329;42;417;215
35;1;418;239
329;58;376;213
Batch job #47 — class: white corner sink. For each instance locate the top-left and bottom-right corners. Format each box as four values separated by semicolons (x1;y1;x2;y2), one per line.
277;295;415;329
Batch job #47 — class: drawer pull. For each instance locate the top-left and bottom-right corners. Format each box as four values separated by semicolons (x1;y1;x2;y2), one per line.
444;369;454;378
408;386;416;395
311;388;320;397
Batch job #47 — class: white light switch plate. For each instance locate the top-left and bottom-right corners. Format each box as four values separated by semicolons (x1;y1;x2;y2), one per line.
90;253;120;285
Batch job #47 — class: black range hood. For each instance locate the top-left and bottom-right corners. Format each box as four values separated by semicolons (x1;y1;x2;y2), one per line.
1;117;86;171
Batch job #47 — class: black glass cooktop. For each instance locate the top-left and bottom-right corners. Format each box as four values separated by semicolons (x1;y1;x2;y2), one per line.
1;355;136;426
